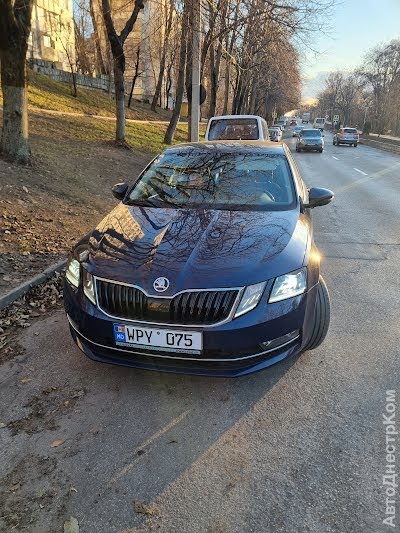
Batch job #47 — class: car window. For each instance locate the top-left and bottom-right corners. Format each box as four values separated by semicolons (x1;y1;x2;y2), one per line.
128;149;296;211
301;130;321;137
344;128;358;133
207;119;259;140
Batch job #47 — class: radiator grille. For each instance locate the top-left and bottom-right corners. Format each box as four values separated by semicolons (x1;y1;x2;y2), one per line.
96;279;239;325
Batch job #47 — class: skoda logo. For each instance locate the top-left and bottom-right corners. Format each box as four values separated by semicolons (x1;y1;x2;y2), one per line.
153;277;170;293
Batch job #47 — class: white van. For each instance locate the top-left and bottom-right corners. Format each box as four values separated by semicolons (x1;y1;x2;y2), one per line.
313;117;326;131
205;115;269;141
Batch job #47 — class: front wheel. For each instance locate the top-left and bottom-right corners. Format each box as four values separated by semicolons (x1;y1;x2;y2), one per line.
319;149;323;153
354;143;358;147
303;276;330;351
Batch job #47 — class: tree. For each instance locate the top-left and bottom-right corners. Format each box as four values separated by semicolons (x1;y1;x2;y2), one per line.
151;0;175;112
360;40;400;134
164;0;190;144
101;0;144;144
0;0;33;163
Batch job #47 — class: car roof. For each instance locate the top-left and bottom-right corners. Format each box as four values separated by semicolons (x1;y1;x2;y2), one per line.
164;141;287;155
208;115;263;120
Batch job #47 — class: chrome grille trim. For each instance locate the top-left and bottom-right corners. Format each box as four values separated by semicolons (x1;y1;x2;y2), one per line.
94;276;244;328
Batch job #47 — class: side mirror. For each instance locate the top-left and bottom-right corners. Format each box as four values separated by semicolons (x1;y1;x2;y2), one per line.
304;187;334;208
112;182;129;201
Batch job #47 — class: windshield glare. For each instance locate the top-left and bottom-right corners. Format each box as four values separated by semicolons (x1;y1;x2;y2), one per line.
128;150;296;211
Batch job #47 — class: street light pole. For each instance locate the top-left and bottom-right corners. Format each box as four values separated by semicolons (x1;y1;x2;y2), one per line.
190;0;201;142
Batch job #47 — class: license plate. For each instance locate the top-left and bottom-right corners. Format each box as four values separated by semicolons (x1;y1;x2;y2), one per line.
113;324;202;354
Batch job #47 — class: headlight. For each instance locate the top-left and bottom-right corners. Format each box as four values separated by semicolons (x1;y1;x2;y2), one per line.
65;258;80;288
234;282;266;318
269;268;307;303
83;270;96;305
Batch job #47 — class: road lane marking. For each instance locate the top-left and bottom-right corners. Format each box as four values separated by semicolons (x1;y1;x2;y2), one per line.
353;167;368;176
332;156;339;160
110;409;190;483
336;162;400;194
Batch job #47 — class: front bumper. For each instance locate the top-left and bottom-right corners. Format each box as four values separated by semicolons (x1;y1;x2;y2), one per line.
298;143;323;150
64;280;318;377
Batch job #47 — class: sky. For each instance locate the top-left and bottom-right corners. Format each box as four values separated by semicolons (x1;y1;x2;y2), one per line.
301;0;400;100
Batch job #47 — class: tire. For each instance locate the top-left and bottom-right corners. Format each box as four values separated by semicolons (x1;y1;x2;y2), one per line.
303;276;330;351
354;142;358;147
333;140;336;145
319;149;323;153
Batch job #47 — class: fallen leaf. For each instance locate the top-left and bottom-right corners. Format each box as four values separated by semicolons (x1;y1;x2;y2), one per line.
64;516;79;533
22;186;29;193
133;501;157;516
9;483;21;492
69;486;78;493
50;439;65;448
18;378;32;383
0;422;7;428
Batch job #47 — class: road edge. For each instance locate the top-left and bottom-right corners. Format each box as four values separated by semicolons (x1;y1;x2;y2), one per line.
0;259;67;311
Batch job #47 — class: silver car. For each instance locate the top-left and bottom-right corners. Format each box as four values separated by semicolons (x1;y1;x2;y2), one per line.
296;129;324;153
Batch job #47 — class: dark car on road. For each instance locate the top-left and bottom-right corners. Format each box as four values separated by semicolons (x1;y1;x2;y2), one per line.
296;129;324;153
64;142;333;377
333;127;359;147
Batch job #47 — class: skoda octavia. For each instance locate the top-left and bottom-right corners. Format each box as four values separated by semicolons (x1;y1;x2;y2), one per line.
64;141;333;377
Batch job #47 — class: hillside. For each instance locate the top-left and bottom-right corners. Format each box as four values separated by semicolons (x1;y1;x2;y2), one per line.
0;69;173;121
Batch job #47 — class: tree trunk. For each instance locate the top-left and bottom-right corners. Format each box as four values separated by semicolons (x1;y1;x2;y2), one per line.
151;1;173;112
164;13;189;145
113;58;126;142
90;0;107;74
127;47;141;108
0;46;30;164
0;0;33;164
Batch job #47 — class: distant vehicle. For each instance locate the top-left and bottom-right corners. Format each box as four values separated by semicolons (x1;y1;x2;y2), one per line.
313;117;326;131
302;112;311;123
205;115;269;141
290;119;298;126
269;127;282;141
292;125;304;137
275;120;286;131
333;127;359;147
296;128;324;153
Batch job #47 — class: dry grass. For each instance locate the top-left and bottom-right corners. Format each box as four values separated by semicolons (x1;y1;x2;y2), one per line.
0;69;173;121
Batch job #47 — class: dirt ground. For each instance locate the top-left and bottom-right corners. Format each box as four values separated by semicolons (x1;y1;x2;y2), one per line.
0;113;153;300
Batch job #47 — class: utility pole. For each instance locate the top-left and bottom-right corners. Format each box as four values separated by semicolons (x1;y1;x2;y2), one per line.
190;0;201;142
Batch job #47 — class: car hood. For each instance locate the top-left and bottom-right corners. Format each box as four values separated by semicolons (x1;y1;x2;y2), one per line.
86;204;310;294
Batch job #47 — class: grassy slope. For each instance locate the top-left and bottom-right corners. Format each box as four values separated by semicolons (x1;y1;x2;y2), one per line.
0;69;173;121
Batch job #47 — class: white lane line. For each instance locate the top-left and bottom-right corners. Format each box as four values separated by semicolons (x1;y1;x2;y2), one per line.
332;156;339;160
353;167;368;176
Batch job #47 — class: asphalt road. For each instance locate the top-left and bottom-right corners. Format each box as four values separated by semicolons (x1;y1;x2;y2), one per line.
1;131;399;532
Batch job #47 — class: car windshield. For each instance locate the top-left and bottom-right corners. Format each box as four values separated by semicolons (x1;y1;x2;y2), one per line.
301;129;321;137
208;118;259;140
127;148;296;211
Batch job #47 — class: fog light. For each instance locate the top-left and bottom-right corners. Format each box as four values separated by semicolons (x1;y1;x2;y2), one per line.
261;330;300;351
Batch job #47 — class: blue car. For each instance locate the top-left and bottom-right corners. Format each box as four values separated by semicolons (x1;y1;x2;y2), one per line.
64;141;333;377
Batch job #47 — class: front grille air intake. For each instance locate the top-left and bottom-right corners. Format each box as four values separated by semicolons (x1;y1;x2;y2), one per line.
96;279;239;326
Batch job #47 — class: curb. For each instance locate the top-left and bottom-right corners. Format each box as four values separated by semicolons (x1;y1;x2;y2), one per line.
0;259;67;311
359;138;400;155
